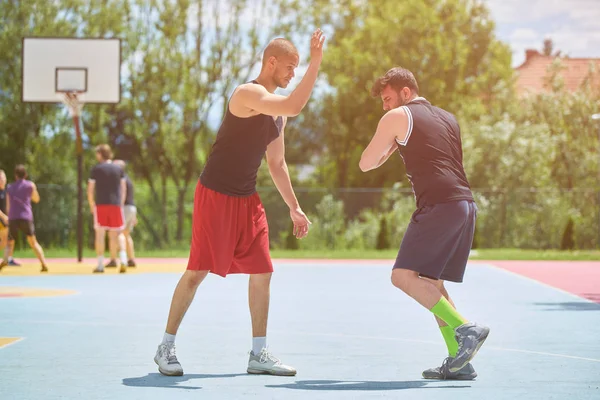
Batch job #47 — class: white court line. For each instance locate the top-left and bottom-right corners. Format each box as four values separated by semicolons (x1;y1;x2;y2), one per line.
1;318;598;363
0;337;25;350
480;262;600;304
268;330;600;363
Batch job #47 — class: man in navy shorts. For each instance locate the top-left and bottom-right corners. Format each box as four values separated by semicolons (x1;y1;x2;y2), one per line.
359;67;489;380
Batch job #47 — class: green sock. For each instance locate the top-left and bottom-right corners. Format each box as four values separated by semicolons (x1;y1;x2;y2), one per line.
430;297;467;329
440;325;458;357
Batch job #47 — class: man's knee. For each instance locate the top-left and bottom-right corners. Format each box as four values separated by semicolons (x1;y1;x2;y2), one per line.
182;270;209;288
391;268;418;291
249;272;272;287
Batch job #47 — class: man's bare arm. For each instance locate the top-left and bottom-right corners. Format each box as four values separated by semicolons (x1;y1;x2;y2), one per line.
87;181;96;212
120;179;126;206
230;30;325;117
31;183;40;203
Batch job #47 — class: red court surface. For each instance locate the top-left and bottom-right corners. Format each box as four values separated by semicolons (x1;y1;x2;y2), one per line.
485;261;600;303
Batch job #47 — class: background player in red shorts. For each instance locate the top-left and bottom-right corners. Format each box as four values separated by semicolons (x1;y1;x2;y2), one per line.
87;144;127;273
154;29;325;377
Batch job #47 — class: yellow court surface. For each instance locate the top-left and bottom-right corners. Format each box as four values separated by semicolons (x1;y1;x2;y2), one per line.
0;258;189;276
0;337;23;349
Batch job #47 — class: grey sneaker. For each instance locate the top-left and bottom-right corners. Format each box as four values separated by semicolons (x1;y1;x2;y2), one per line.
154;343;184;376
247;349;296;376
423;357;477;380
448;322;490;372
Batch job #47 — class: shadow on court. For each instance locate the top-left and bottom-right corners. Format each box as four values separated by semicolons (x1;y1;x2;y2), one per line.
122;373;246;390
534;301;600;311
265;380;470;391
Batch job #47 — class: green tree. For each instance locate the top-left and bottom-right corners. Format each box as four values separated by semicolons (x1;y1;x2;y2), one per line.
105;0;286;244
282;0;514;188
375;216;390;250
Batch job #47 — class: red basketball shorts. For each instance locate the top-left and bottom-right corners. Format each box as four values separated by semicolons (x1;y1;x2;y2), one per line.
186;182;273;277
94;205;124;230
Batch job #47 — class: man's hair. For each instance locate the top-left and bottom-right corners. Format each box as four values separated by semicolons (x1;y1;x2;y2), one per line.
15;164;27;179
113;159;126;170
371;67;419;97
95;144;113;161
262;38;299;65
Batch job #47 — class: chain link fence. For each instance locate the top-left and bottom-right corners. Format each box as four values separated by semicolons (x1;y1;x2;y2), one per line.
24;184;600;251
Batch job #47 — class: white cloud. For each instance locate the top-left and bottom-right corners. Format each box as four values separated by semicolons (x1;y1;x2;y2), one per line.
508;28;542;66
550;27;600;55
483;0;600;66
510;28;539;42
483;0;597;23
186;0;274;31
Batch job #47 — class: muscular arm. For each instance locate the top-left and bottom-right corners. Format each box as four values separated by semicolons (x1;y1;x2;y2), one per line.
359;108;408;172
230;66;320;117
374;144;399;169
266;118;299;209
229;29;325;117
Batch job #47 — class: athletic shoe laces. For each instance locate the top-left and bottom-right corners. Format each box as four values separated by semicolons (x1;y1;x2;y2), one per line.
258;349;280;365
163;344;179;364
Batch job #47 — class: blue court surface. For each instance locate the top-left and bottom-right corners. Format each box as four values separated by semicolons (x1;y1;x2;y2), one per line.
1;261;599;400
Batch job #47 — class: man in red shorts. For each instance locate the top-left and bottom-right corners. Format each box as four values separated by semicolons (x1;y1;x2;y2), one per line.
154;29;325;377
87;144;127;273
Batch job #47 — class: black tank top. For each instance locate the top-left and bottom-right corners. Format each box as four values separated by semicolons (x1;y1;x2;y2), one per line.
200;82;282;196
396;98;473;208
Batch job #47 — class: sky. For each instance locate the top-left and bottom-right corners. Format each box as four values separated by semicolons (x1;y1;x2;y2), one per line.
120;0;600;130
483;0;600;66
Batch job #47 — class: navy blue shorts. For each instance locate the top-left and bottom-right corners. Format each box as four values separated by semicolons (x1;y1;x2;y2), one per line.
393;200;477;283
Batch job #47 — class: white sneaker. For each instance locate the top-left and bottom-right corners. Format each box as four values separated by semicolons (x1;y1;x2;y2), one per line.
154;343;184;376
247;348;296;376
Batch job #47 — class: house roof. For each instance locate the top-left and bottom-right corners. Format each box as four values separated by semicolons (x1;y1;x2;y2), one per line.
515;49;600;95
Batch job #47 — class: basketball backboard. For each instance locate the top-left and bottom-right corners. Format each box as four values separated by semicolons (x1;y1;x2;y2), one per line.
22;37;121;104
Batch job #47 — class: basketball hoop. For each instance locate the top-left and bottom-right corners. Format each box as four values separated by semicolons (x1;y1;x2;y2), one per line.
57;91;85;117
22;37;121;264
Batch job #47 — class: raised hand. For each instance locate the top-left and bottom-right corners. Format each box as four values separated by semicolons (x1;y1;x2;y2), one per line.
310;28;326;65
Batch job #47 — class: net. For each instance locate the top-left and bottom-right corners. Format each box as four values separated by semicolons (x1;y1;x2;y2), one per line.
57;91;85;117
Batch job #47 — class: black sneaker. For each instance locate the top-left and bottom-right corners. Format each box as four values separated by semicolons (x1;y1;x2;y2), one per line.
423;357;477;380
105;260;118;268
40;265;49;273
448;323;490;372
127;259;136;267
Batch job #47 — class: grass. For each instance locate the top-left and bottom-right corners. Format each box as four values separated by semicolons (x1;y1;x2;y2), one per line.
11;247;600;261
